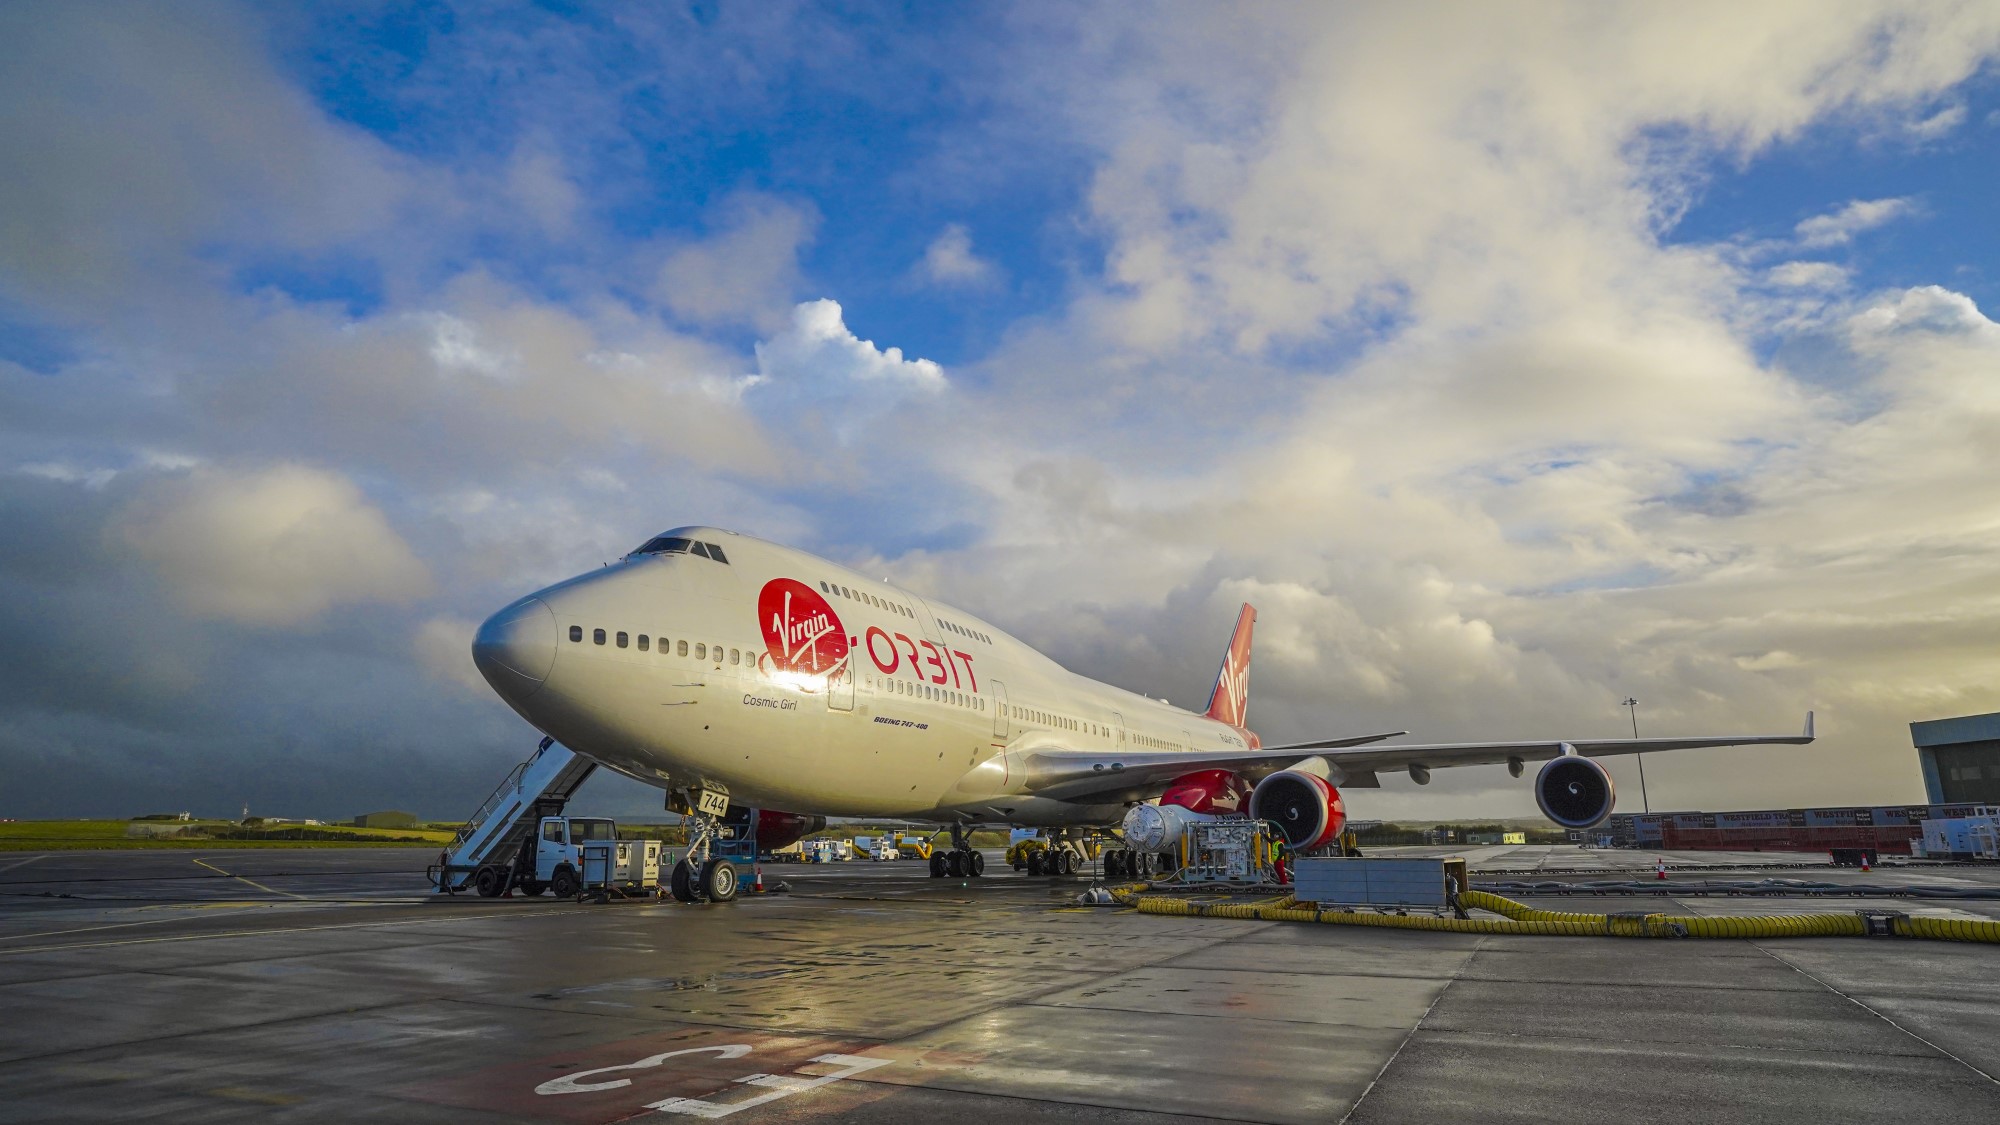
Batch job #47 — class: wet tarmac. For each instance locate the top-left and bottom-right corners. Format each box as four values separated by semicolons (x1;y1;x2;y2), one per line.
2;845;1998;1122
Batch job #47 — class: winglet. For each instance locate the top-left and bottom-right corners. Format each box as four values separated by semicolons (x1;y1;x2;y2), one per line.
1804;710;1815;740
1203;603;1256;727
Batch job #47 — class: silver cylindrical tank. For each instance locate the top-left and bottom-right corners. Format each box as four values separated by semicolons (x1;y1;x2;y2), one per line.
1122;803;1216;851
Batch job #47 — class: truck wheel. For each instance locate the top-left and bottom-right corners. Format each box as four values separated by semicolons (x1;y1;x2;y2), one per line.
550;864;580;899
928;852;947;878
474;866;506;897
669;859;699;903
968;849;986;877
519;880;546;897
1026;851;1044;876
702;859;739;903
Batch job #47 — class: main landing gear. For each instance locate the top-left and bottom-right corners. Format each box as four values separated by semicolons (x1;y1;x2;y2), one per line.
928;823;987;879
667;801;738;904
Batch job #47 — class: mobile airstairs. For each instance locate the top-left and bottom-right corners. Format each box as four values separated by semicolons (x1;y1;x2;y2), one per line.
429;737;596;894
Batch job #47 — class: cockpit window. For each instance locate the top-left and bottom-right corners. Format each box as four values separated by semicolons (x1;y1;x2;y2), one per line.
632;536;730;564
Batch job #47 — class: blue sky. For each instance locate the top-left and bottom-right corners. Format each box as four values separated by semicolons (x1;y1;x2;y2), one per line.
4;2;2000;821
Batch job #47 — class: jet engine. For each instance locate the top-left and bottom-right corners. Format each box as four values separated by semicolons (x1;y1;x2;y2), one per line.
1248;770;1346;850
1535;755;1615;829
722;805;826;851
1124;768;1256;851
1159;768;1252;814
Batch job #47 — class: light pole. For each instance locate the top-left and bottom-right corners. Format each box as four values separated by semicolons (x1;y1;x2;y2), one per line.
1623;697;1649;813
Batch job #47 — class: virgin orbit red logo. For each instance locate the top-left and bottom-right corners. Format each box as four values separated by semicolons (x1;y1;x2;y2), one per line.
759;579;848;675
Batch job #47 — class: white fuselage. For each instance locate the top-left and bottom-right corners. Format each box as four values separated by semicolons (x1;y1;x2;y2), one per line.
474;526;1249;826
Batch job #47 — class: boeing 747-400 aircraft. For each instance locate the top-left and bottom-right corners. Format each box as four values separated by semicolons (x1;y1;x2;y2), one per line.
471;526;1813;900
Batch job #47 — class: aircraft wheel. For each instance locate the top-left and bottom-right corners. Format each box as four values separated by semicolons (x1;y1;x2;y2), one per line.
474;866;506;897
669;859;699;903
946;850;965;877
1104;851;1124;881
929;851;948;878
1062;850;1079;876
550;864;580;899
968;849;986;877
1026;851;1044;876
702;859;739;903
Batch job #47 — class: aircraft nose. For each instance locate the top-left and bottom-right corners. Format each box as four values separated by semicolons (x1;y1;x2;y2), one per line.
472;597;558;703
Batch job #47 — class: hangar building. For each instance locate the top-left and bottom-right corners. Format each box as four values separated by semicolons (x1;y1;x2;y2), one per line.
1911;711;2000;806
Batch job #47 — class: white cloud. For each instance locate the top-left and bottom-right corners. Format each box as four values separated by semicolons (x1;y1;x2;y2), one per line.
918;223;1001;287
114;464;433;626
18;462;118;489
1849;284;2000;342
652;193;817;330
414;616;488;694
1765;261;1850;290
1794;197;1915;248
754;299;946;390
1905;103;1966;141
425;312;515;379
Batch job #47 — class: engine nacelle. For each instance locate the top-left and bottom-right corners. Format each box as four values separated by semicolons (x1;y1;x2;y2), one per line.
1249;770;1346;850
1159;768;1252;814
1535;755;1615;829
755;809;826;851
1122;803;1216;851
722;805;826;851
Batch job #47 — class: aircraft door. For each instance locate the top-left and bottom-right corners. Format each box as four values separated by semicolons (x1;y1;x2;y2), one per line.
827;652;854;712
992;682;1009;738
1112;712;1127;750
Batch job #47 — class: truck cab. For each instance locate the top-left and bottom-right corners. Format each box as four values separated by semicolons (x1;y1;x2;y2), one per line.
535;816;613;874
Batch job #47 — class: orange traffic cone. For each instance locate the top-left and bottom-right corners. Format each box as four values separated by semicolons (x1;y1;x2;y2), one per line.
752;864;766;893
1861;855;1872;872
1655;858;1667;881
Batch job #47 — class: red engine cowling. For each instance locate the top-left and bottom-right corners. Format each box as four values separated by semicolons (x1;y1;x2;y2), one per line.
1160;768;1253;814
1249;770;1346;850
754;809;826;851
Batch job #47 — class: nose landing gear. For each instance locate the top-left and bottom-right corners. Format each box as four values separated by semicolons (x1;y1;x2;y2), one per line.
667;794;738;904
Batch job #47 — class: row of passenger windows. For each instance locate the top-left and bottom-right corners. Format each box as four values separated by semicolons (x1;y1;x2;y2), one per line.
821;580;912;618
1009;706;1110;738
872;674;983;711
1133;734;1181;751
817;578;997;647
937;617;991;645
633;536;729;563
568;625;758;666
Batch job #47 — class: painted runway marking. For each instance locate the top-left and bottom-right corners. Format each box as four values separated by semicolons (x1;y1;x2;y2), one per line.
537;1045;752;1095
650;1053;894;1117
0;855;50;875
535;1044;894;1118
193;858;307;900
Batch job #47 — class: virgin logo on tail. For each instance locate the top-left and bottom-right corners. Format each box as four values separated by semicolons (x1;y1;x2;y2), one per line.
759;579;848;676
1203;603;1256;728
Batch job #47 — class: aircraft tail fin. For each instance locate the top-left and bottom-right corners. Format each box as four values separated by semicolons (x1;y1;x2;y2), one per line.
1203;603;1256;728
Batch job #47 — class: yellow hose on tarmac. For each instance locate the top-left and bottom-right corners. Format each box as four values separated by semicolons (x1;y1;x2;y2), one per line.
1112;886;2000;943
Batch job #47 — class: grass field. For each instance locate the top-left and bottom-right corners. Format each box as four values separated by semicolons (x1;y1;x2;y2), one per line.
0;820;460;851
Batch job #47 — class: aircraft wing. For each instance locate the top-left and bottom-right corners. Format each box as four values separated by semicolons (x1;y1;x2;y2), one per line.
1011;713;1814;805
